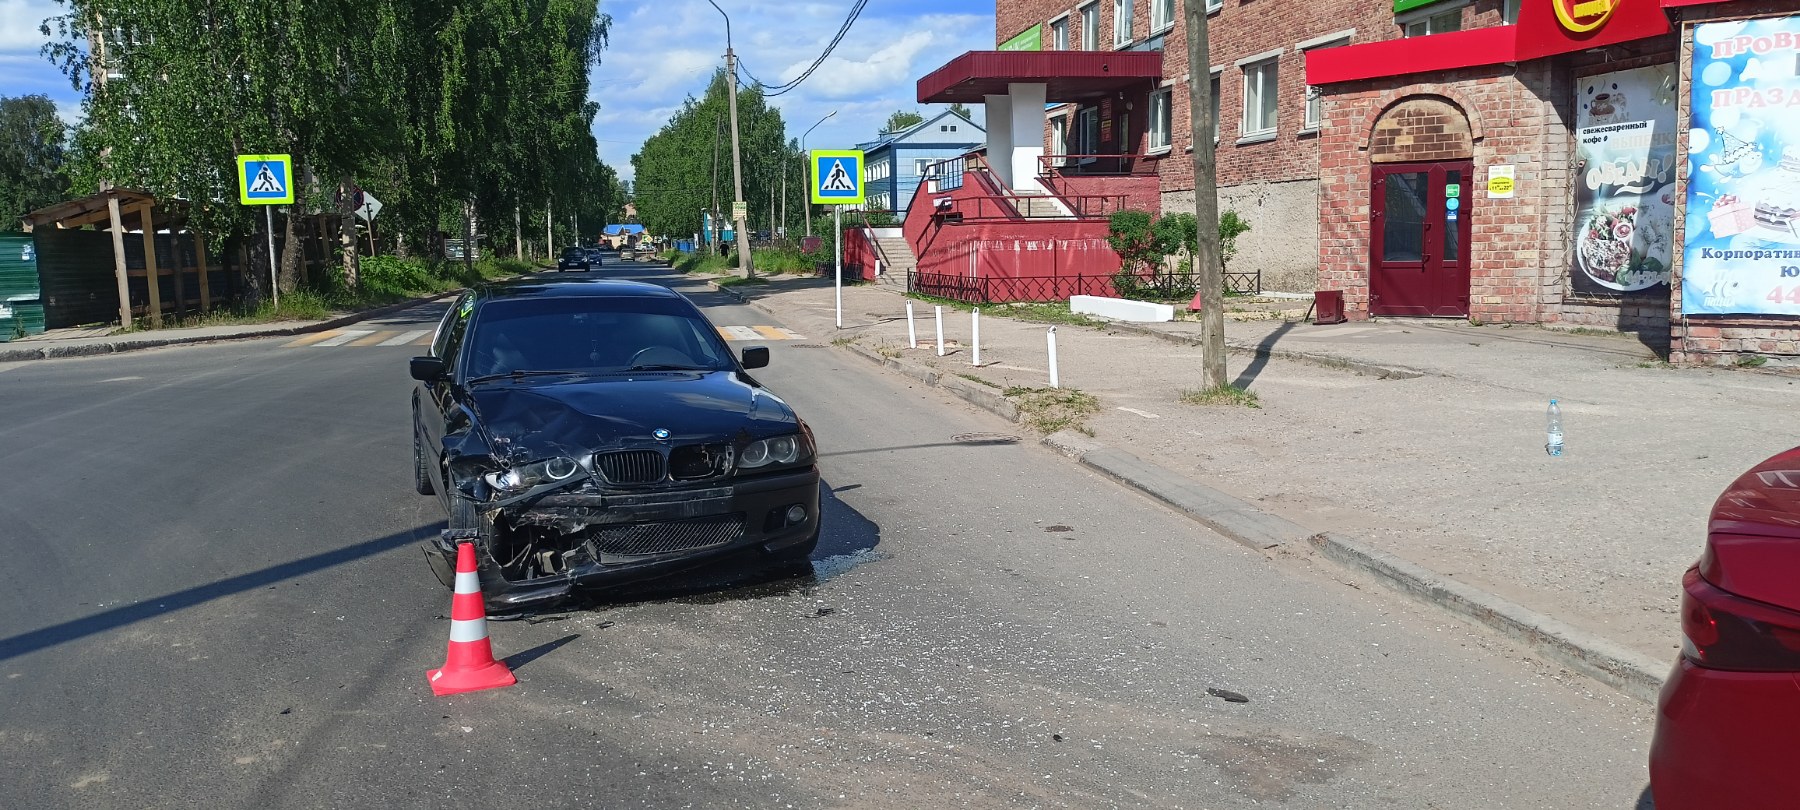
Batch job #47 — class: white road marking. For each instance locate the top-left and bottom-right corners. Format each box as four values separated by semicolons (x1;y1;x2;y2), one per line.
313;330;374;347
720;325;762;341
98;376;144;383
1116;407;1161;419
379;329;431;346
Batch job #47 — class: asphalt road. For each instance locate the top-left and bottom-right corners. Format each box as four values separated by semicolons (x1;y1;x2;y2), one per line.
0;256;1656;808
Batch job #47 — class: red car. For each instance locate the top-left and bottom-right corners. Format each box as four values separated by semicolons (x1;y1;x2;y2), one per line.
1651;447;1800;808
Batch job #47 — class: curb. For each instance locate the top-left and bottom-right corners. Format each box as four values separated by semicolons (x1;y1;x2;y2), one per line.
1042;428;1666;704
0;290;461;364
712;276;1669;703
1106;321;1430;380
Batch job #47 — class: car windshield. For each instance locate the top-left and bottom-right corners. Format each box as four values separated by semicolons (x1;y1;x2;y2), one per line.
462;295;734;380
561;248;584;258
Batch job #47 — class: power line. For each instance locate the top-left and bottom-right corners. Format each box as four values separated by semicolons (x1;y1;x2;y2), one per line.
735;0;869;98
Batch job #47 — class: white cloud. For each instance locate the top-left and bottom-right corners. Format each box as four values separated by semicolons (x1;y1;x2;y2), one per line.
0;0;59;51
591;1;994;181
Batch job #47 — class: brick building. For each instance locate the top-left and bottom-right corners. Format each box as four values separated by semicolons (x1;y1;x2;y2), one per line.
961;0;1800;364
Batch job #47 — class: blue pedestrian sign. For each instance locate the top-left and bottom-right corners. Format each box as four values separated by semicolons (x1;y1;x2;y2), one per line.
810;150;865;206
237;154;294;205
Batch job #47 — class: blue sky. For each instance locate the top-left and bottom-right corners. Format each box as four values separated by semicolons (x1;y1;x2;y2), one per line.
0;0;997;183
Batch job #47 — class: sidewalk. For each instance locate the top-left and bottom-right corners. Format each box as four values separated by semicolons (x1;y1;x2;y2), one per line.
722;275;1800;683
0;292;460;363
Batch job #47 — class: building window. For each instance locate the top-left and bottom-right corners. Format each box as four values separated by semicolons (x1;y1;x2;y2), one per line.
1402;6;1462;36
1211;74;1221;142
1151;0;1174;32
1051;16;1070;49
1114;0;1133;46
1148;86;1172;151
915;159;934;176
1076;106;1100;156
1050;117;1068;166
1502;0;1520;24
1241;58;1278;137
1080;2;1099;50
1299;33;1349;130
1206;0;1222;11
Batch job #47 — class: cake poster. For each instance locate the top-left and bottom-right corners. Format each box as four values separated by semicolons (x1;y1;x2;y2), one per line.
1683;16;1800;317
1572;65;1678;296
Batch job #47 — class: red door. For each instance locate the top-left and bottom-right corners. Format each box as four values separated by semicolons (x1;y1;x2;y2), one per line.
1369;161;1472;317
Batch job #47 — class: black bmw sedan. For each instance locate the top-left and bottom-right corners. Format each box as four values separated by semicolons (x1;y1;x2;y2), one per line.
409;279;821;610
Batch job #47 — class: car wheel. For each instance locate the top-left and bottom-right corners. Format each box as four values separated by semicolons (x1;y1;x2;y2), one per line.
412;411;435;496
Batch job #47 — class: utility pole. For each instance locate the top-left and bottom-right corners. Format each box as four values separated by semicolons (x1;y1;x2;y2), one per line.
708;0;752;275
1185;0;1226;390
546;198;554;258
514;205;523;260
711;113;722;251
724;48;753;276
781;158;788;239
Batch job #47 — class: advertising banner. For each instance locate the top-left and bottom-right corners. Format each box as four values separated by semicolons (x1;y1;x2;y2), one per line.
1683;16;1800;316
1571;65;1677;296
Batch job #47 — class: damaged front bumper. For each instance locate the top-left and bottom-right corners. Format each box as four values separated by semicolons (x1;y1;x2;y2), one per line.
428;466;821;611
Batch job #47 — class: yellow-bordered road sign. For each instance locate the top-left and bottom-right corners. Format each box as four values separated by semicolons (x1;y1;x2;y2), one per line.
237;154;295;205
810;150;864;206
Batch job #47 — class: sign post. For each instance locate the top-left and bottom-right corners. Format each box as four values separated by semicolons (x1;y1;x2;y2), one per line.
355;189;383;256
809;149;866;328
237;154;295;307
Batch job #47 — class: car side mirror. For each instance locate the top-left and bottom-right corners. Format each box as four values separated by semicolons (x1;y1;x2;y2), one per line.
740;346;770;369
410;356;448;382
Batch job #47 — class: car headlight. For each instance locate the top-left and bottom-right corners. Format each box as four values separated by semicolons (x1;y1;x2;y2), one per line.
738;433;811;470
484;456;582;491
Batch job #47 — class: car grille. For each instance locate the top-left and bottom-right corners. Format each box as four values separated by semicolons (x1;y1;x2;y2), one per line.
669;443;733;481
595;450;665;484
589;513;746;556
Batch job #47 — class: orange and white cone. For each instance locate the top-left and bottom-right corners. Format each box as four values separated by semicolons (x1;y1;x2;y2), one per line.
427;542;516;696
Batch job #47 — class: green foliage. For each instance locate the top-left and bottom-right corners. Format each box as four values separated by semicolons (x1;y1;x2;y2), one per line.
716;276;768;288
0;95;68;223
1109;209;1251;300
1218;210;1251;271
631;71;797;243
1003;386;1102;435
1106;210;1169;277
884;110;925;133
676;253;731;275
42;0;617;276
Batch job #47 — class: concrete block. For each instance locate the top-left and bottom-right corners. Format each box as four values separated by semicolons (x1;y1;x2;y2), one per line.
1070;295;1175;323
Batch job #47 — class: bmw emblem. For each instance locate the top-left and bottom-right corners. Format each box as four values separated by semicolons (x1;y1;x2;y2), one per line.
652;428;672;441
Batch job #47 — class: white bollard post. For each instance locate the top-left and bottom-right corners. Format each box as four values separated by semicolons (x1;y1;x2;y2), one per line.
1047;326;1060;388
906;303;917;349
971;308;981;367
934;306;945;357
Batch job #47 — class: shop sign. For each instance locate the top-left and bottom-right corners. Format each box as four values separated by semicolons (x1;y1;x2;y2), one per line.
1571;64;1677;296
1682;16;1800;316
1000;24;1042;52
1486;165;1516;198
1553;0;1618;35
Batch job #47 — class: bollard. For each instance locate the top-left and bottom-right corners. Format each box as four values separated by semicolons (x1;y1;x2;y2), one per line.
1047;326;1060;389
971;308;981;367
906;303;917;349
935;306;945;358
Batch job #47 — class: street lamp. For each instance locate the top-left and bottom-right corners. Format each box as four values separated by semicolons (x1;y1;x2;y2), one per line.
706;0;754;276
801;109;837;238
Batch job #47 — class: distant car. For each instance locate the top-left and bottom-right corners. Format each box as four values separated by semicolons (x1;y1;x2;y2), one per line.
1649;446;1800;808
619;246;636;261
408;279;821;611
556;247;590;272
584;247;606;267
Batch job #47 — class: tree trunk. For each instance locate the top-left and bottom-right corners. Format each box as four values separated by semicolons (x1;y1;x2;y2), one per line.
462;199;477;277
279;209;302;294
1185;0;1226;390
339;176;361;287
514;205;523;260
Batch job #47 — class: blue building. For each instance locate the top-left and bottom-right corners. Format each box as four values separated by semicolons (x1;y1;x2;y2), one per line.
857;110;984;214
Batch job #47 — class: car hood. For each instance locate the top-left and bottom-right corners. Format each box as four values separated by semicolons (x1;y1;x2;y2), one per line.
466;371;798;460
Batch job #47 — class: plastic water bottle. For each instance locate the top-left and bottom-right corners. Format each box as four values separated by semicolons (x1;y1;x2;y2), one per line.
1546;399;1564;457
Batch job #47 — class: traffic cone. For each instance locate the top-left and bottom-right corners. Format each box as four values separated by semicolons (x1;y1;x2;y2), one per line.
427;542;516;696
1189;290;1204;312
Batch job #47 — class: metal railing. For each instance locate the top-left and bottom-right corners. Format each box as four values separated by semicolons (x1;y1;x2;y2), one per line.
911;271;1119;303
1039;154;1159;177
930;194;1128;222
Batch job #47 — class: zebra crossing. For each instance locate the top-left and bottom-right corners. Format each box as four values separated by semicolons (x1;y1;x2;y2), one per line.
281;325;804;349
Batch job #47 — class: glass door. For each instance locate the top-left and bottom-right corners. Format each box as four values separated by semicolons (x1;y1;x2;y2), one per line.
1369;161;1472;317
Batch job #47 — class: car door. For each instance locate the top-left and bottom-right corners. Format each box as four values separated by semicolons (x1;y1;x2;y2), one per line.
422;293;473;509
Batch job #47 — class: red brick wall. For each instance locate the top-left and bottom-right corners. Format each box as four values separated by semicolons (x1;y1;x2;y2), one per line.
1317;63;1572;323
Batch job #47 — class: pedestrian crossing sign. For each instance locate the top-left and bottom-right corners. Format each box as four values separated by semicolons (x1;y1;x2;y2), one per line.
810;150;864;205
237;154;295;205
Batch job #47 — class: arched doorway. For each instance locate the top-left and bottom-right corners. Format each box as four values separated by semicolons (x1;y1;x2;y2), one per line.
1367;97;1474;317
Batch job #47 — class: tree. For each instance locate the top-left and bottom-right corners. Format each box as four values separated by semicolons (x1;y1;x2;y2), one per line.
631;71;793;242
0;95;68;224
1184;0;1226;390
883;110;924;134
947;102;971;120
